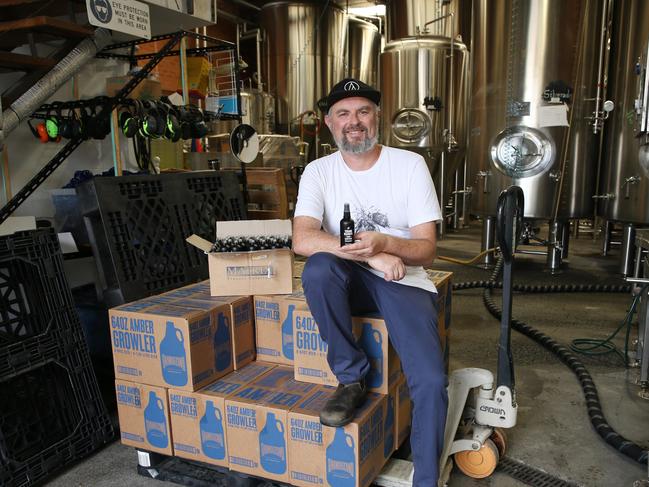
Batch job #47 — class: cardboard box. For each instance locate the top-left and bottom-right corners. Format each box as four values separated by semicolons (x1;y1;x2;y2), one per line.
170;295;256;370
254;288;307;365
168;361;276;467
161;280;211;298
288;387;388;487
115;380;173;455
136;40;181;94
106;76;162;99
186;220;294;297
225;366;319;482
109;302;233;391
293;309;402;394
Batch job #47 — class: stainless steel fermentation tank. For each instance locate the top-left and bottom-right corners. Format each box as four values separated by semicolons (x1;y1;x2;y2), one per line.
597;0;649;274
380;1;470;234
210;89;276;135
467;0;606;268
348;16;381;88
385;0;471;43
260;1;347;134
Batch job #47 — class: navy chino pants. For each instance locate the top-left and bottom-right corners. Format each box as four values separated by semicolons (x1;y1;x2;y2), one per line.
301;252;448;486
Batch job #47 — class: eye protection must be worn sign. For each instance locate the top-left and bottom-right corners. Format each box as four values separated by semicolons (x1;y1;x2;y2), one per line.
87;0;151;39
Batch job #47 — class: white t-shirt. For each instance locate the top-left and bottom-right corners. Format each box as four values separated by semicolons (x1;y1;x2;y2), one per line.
294;146;442;293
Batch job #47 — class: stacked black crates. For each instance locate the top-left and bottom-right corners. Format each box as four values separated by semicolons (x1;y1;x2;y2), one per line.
0;229;113;487
79;171;246;306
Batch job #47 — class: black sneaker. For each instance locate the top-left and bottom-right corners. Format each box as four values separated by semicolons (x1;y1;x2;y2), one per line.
319;379;367;427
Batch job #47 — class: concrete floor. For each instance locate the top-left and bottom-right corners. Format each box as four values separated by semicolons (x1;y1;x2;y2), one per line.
44;222;649;487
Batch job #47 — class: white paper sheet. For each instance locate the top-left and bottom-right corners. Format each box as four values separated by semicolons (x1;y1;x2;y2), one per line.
538;104;569;127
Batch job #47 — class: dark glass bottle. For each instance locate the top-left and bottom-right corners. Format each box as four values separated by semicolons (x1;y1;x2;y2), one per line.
340;203;355;246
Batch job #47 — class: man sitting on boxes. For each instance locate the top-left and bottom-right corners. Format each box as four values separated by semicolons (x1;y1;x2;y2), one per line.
292;77;448;485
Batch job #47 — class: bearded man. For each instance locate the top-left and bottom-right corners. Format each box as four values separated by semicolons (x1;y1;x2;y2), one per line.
292;78;448;485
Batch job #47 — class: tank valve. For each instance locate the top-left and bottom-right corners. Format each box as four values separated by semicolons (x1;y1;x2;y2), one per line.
622;175;641;198
477;171;491;193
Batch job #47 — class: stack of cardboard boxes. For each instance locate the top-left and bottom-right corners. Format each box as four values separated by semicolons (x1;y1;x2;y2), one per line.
110;220;452;487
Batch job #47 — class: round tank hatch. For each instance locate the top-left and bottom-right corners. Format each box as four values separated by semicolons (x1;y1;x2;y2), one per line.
391;108;430;143
490;126;554;178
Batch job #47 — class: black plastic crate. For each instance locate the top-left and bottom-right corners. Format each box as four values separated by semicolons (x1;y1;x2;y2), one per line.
78;172;245;306
0;229;77;345
0;310;87;378
0;343;113;487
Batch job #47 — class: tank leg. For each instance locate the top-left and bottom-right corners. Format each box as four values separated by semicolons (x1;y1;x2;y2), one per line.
439;152;447;238
461;159;469;228
452;169;460;230
619;223;636;276
481;216;496;267
560;220;570;259
602;220;612;256
547;220;564;273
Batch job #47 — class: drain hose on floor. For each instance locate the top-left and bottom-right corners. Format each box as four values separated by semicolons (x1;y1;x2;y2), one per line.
453;260;648;465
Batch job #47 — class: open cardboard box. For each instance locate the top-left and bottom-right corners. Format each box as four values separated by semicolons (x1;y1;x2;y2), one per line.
187;220;294;297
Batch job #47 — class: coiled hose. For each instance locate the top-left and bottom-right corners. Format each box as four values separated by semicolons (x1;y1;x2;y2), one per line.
453;259;648;465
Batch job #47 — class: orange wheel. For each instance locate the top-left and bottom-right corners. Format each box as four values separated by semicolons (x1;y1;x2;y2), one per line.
490;428;507;457
454;438;499;479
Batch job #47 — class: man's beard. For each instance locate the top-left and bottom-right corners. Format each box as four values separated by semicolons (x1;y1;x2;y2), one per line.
333;124;378;154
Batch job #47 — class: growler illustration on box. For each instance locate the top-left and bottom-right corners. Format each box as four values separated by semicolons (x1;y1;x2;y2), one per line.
259;411;287;474
200;400;226;459
144;390;169;449
160;321;189;386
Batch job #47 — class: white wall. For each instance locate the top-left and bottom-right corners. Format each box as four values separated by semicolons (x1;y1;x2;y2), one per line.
1;53;142;219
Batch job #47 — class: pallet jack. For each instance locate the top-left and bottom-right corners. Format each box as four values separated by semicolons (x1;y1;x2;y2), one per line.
375;186;524;487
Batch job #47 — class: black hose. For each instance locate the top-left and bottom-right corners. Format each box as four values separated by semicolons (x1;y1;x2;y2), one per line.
463;259;648;465
453;280;632;294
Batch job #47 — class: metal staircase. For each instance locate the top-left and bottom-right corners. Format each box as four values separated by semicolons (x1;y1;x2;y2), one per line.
0;0;93;109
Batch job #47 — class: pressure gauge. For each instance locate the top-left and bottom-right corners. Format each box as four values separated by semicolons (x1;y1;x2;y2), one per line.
490;126;554;178
391;109;429;143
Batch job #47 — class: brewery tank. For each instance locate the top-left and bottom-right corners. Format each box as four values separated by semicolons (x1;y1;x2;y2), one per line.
467;0;604;220
260;1;347;134
385;0;471;43
598;0;649;224
210;89;276;135
380;0;469;211
348;16;381;88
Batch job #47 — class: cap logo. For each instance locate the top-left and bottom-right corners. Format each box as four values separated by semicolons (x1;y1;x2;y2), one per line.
344;81;360;91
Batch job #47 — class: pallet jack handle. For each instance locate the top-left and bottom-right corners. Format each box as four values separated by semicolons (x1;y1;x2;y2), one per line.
495;186;524;392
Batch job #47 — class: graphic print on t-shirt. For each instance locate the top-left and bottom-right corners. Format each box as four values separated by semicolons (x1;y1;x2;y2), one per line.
354;206;390;232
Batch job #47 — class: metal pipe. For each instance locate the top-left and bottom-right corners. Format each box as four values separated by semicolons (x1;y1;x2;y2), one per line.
592;0;610;134
422;11;456;151
620;223;636;276
439;151;446;237
560;220;570;259
603;220;612;255
481;216;496;266
517;249;548;256
256;29;263;89
240;27;263;90
453;168;460;229
461;158;468;227
218;9;250;25
547;220;563;273
2;28;112;139
230;0;261;11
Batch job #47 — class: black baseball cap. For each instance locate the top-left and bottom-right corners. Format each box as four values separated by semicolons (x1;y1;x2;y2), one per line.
318;78;381;113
